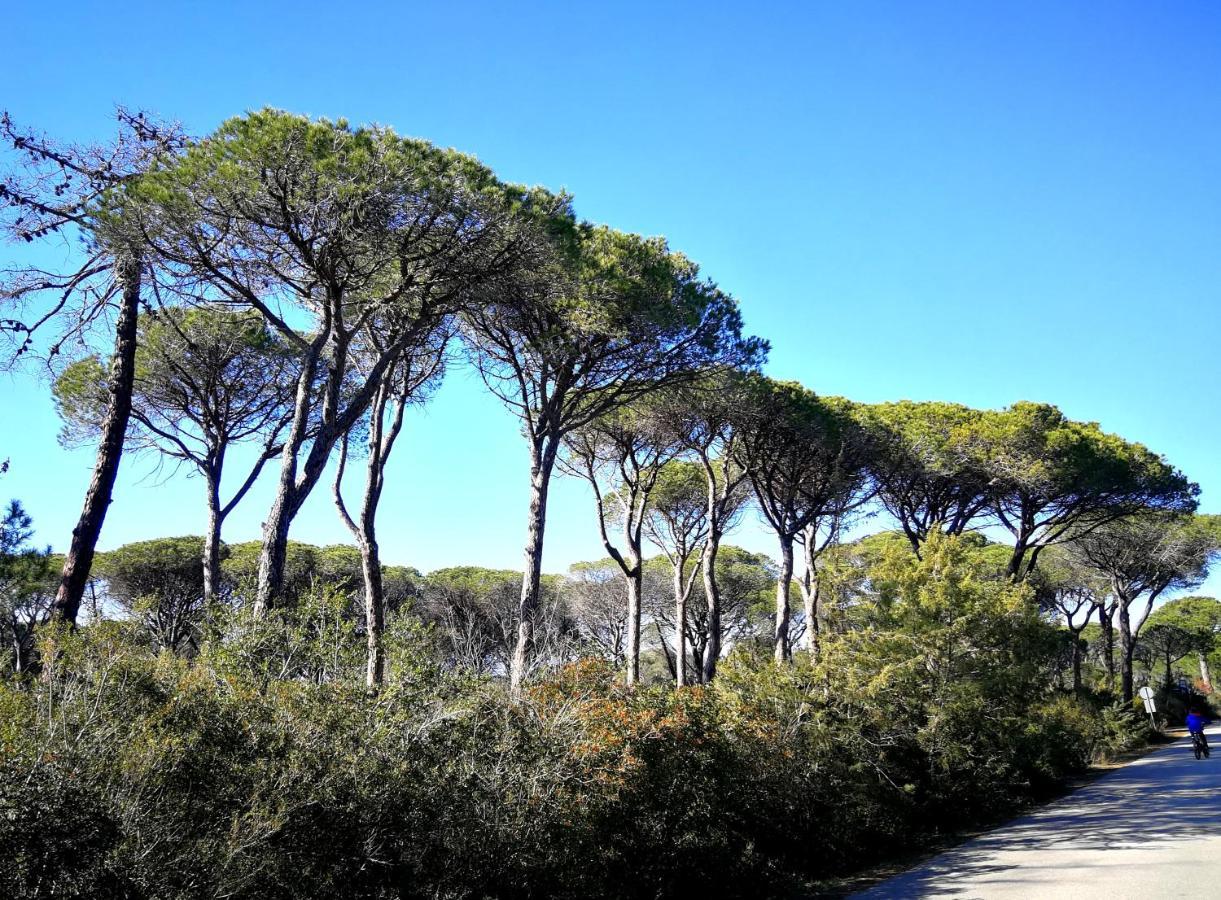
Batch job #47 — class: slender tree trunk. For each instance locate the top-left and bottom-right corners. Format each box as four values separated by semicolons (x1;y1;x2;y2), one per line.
1118;598;1135;703
51;254;141;625
1200;655;1213;693
202;467;224;605
774;532;794;664
361;534;386;689
333;378;406;691
655;620;676;680
510;442;557;696
799;534;820;656
673;562;687;687
701;533;722;683
625;566;642;687
1164;648;1174;688
1099;602;1116;692
1071;633;1083;694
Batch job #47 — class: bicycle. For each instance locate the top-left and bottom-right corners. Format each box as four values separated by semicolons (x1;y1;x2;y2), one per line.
1191;731;1210;760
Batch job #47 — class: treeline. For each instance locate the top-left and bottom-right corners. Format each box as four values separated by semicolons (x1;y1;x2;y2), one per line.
2;107;1221;898
1;108;1213;697
7;528;1220;701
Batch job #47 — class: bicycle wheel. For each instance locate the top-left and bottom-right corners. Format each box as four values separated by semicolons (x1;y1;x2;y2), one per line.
1195;743;1203;760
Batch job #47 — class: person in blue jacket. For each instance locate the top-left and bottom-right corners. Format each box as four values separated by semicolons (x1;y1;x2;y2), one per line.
1186;707;1209;753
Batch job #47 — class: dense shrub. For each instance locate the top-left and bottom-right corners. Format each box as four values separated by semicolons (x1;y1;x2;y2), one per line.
1;535;1148;898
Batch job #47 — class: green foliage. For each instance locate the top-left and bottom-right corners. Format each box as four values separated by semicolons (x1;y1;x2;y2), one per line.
0;500;53;672
222;540;366;605
856;400;993;545
96;535;209;647
979;402;1197;523
53;306;298;457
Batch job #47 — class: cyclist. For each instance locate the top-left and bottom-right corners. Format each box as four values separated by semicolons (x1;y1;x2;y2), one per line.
1186;707;1210;756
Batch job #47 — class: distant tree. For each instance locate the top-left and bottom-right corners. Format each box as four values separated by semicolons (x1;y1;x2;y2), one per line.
735;380;874;662
463;217;765;693
132;110;529;614
647;545;775;680
96;537;209;653
1072;513;1221;700
858;401;993;553
1137;622;1198;688
1141;595;1221;692
1;110;184;624
560;400;681;685
564;559;628;665
334;328;448;689
979;402;1199;578
641;460;709;686
420;567;575;677
54;306;299;604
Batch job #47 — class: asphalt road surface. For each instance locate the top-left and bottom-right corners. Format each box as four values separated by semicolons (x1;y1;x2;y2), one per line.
854;725;1221;899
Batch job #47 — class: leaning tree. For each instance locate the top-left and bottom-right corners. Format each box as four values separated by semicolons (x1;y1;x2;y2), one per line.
333;324;448;688
1;110;185;624
130;110;533;613
53;305;299;603
463;215;765;694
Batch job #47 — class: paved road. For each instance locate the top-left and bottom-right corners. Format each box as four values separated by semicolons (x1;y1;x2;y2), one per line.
854;725;1221;899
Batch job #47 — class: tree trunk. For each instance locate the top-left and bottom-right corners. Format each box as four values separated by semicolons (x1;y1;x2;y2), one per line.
1118;598;1135;703
334;376;406;691
1006;538;1028;580
202;467;224;605
1164;648;1174;688
774;532;794;664
510;443;556;696
255;484;296;615
673;562;687;687
701;534;722;683
1200;655;1213;693
361;535;385;690
51;253;142;625
253;347;319;615
1099;603;1116;692
1071;633;1082;694
625;567;642;687
799;535;820;656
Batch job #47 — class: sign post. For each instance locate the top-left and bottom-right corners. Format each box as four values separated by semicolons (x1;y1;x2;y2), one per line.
1138;686;1157;728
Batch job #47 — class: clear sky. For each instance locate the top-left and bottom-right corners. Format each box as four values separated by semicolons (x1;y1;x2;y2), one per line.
3;1;1219;600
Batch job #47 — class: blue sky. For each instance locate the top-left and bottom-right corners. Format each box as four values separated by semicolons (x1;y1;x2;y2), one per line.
3;1;1219;599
